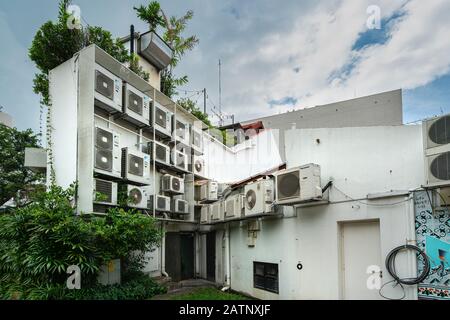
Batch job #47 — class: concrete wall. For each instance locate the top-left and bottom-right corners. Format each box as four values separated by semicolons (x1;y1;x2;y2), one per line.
228;125;423;300
241;89;403;161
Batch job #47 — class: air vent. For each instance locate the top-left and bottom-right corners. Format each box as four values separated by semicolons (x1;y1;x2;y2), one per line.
129;187;143;205
155;144;167;162
246;189;257;210
176;121;186;140
128;154;144;176
172;178;181;192
429;152;450;181
95;149;113;172
277;171;300;200
155;107;166;128
95;179;112;203
157;196;166;209
429;115;450;146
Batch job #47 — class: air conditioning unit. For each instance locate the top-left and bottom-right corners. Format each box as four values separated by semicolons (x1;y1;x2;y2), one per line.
149;195;171;212
94;64;122;113
274;164;322;205
200;205;210;224
94;126;121;178
244;179;274;217
195;180;218;202
172;199;190;215
93;178;118;206
171;149;188;172
191;155;206;178
210;201;224;222
121;148;151;185
424;115;450;187
191;126;204;155
151;102;172;138
225;194;244;219
127;185;151;209
148;141;170;166
173;117;190;147
161;174;185;194
122;83;150;127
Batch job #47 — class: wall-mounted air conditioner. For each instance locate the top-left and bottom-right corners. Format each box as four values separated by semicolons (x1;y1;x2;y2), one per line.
138;31;173;71
200;205;210;224
171;149;188;172
173;117;190;147
127;185;151;209
121;148;151;185
94;126;121;178
195;180;218;202
149;194;171;212
151;102;172;138
148;141;170;166
172;199;190;215
244;179;274;217
161;174;185;194
122;83;150;127
94;64;122;113
274;164;322;205
210;201;224;222
225;194;244;219
191;126;204;155
190;155;206;178
93;178;118;206
424;115;450;187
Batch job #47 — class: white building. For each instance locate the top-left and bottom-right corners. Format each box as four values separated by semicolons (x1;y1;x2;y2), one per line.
47;42;449;300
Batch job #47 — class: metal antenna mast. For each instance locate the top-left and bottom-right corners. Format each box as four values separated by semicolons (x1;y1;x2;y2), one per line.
219;59;222;126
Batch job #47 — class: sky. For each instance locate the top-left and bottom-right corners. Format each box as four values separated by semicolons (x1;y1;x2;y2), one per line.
0;0;449;132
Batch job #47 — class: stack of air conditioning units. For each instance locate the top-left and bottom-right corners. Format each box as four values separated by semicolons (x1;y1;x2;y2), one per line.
195;180;219;202
423;115;450;188
159;174;189;215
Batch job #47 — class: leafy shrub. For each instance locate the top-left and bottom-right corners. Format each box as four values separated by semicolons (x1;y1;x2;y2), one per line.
0;185;163;300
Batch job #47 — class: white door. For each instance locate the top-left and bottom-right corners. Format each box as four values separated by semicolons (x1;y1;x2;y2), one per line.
340;220;382;300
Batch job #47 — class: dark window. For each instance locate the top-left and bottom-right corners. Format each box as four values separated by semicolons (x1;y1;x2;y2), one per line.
253;262;279;294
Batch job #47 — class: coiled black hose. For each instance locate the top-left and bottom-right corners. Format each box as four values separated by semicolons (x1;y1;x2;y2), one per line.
380;244;430;300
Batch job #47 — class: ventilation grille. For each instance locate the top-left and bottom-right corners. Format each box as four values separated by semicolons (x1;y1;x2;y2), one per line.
171;177;181;192
193;130;201;148
95;149;113;172
95;179;112;203
178;200;186;213
430;152;450;181
246;189;257;210
176;121;186;140
155;107;167;128
127;90;143;115
226;200;235;216
157;196;167;210
129;187;143;205
155;143;167;162
428;115;450;146
277;171;300;200
95;70;114;100
96;128;113;150
194;159;203;174
128;154;144;177
176;152;186;169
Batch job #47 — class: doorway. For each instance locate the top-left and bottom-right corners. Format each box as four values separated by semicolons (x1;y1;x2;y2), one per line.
340;220;382;300
165;232;195;281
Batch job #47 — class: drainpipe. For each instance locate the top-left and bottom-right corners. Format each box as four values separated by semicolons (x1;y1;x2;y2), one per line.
161;222;169;278
222;224;231;290
130;25;135;56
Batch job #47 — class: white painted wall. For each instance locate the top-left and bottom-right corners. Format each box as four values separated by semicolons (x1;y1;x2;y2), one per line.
228;125;423;300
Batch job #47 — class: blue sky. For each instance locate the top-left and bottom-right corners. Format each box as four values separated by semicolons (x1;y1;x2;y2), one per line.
0;0;449;131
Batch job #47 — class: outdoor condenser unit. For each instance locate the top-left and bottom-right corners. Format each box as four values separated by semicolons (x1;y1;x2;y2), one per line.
172;199;190;215
94;64;122;113
121;147;151;185
173;117;190;147
148;141;170;166
93;178;118;206
138;31;173;71
94;126;121;178
191;126;204;155
210;201;224;222
122;83;150;127
274;164;322;205
161;174;185;194
190;155;206;178
423;114;450;187
149;194;171;212
195;180;218;202
151;102;173;138
200;205;210;224
244;179;274;217
225;194;245;219
127;185;151;209
172;149;188;172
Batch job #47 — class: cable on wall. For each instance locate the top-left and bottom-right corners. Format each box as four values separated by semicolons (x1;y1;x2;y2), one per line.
379;244;430;300
332;185;416;207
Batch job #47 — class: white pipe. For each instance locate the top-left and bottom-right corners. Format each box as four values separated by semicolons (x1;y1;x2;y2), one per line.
224;224;231;287
161;222;168;278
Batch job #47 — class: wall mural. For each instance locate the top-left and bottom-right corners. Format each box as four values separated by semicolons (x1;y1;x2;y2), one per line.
414;191;450;300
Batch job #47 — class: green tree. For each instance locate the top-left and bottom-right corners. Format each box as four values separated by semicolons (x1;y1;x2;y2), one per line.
0;125;43;206
29;0;130;105
177;98;211;127
134;2;199;98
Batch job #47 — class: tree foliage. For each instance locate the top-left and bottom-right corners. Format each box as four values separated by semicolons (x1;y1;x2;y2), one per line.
0;124;43;206
0;185;163;299
177;98;211;127
29;0;130;105
134;1;165;31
